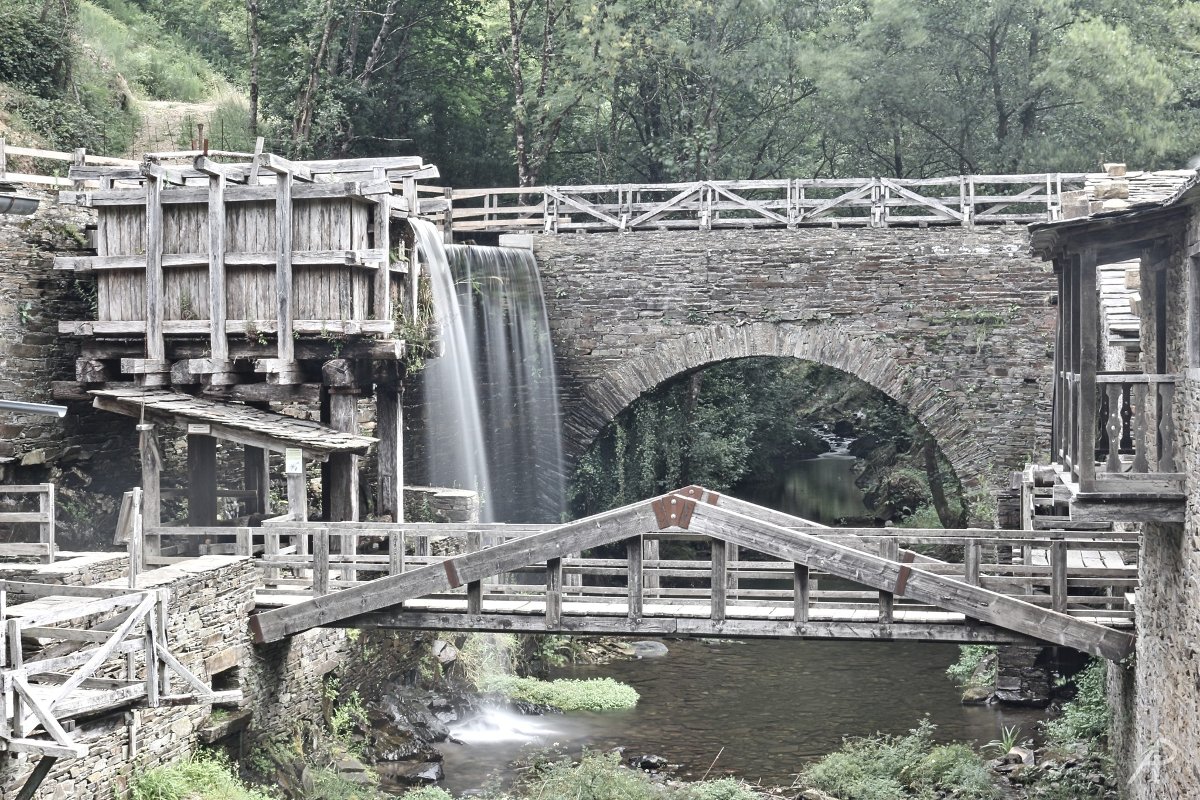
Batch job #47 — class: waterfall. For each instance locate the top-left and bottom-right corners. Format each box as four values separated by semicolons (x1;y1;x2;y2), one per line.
410;223;566;523
448;244;566;523
410;219;493;517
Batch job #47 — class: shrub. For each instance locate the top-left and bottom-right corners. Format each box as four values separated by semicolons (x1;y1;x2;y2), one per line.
800;719;1000;800
678;777;761;800
483;675;639;711
1044;658;1110;746
945;645;997;687
523;751;661;800
131;751;274;800
402;789;455;800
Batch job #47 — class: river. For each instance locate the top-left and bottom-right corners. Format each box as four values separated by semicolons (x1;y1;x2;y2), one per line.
432;453;1046;794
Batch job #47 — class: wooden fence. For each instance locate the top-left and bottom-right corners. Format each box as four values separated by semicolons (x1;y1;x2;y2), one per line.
0;580;239;763
0;485;56;564
0;139;139;188
429;173;1091;235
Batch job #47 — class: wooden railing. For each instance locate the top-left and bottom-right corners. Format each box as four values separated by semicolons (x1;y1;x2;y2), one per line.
0;485;56;564
428;173;1089;235
158;519;1141;629
0;138;140;187
1055;370;1182;494
0;580;239;760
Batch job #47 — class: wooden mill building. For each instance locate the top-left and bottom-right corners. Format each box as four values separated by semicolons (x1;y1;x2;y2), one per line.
52;150;441;551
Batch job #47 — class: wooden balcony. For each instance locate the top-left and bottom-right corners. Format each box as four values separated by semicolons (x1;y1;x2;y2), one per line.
1053;371;1184;522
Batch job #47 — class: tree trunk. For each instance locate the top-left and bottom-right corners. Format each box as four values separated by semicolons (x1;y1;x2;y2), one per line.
246;0;260;138
923;434;965;528
293;0;338;145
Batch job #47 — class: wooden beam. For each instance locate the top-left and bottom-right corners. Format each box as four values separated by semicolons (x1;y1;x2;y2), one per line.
207;170;230;367
275;169;295;372
138;424;162;560
376;375;403;522
244;445;269;516
143;174;166;385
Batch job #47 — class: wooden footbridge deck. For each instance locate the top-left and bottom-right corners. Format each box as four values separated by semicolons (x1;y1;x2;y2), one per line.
240;487;1136;661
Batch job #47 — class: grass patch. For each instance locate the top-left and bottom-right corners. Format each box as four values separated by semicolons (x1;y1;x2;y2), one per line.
799;719;1000;800
482;675;639;711
131;751;273;800
79;0;222;102
1044;658;1110;746
497;751;760;800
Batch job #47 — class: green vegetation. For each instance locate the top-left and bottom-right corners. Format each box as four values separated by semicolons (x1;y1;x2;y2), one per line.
414;751;761;800
571;359;964;527
459;633;638;711
945;646;997;688
1044;658;1111;746
482;675;639;711
799;720;999;800
131;751;273;800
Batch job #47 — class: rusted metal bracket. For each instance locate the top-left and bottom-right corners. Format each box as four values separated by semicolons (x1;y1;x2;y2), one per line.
443;558;463;588
893;550;917;598
652;495;696;529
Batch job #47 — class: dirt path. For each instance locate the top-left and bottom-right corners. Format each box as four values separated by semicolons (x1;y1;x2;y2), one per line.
130;98;219;155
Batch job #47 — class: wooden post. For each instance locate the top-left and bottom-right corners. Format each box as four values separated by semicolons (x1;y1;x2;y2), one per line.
793;563;810;624
186;433;218;527
376;370;404;522
466;529;483;615
1158;380;1177;471
642;538;660;598
443;186;454;244
545;557;563;628
275;167;295;369
0;137;6;179
144;173;166;384
263;524;279;585
879;537;898;623
710;537;727;622
1051;537;1068;613
285;449;308;522
388;531;404;576
626;536;643;619
313;528;330;595
373;169;393;323
1077;248;1099;490
244;446;270;517
39;483;55;564
235;527;251;557
323;360;360;522
138;423;162;559
964;540;981;586
207;170;229;370
128;487;143;587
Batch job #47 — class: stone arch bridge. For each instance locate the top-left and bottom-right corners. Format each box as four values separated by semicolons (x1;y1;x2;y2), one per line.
525;226;1056;489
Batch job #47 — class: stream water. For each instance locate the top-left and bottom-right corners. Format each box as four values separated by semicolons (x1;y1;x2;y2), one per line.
433;454;1048;794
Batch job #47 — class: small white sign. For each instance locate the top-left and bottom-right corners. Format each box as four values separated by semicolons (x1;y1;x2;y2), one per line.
187;423;211;435
285;447;303;474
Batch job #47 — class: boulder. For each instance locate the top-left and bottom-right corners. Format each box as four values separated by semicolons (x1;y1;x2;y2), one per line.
630;641;669;659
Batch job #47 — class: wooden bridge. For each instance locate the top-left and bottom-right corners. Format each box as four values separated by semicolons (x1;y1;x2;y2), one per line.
235;487;1135;662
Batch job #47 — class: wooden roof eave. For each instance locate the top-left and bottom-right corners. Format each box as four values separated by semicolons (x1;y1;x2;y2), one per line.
89;391;376;461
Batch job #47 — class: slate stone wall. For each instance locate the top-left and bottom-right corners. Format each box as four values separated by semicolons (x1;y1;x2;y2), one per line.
1109;206;1200;799
0;557;355;799
533;226;1057;488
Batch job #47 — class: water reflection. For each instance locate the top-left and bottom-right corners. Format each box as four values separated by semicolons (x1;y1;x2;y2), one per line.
741;453;872;525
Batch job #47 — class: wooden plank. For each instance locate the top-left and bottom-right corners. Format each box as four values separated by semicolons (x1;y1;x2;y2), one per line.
144;175;166;372
313;528;330;595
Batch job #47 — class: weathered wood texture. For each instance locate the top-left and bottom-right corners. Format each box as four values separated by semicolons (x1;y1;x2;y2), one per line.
247;489;1136;661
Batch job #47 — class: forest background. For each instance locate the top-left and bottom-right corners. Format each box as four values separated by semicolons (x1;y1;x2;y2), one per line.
3;0;1198;528
2;0;1198;187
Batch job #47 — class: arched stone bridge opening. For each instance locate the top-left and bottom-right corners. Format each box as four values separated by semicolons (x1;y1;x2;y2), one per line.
528;226;1056;492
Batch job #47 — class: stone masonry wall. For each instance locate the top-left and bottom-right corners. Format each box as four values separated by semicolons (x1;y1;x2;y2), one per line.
0;554;360;799
1107;205;1200;799
0;557;255;799
532;226;1056;488
0;193;140;548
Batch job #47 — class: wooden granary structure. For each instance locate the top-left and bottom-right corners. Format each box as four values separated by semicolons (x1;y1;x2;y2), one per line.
54;150;441;535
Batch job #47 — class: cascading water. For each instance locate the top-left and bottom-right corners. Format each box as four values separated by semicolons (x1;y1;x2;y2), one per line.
410;219;493;516
411;223;566;523
448;244;566;523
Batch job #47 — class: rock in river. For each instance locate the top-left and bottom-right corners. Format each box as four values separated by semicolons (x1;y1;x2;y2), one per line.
630;640;669;659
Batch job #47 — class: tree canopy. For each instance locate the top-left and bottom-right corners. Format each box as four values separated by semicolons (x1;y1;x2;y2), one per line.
3;0;1198;182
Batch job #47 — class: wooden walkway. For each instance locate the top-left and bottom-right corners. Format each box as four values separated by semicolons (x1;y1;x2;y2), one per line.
245;487;1136;661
